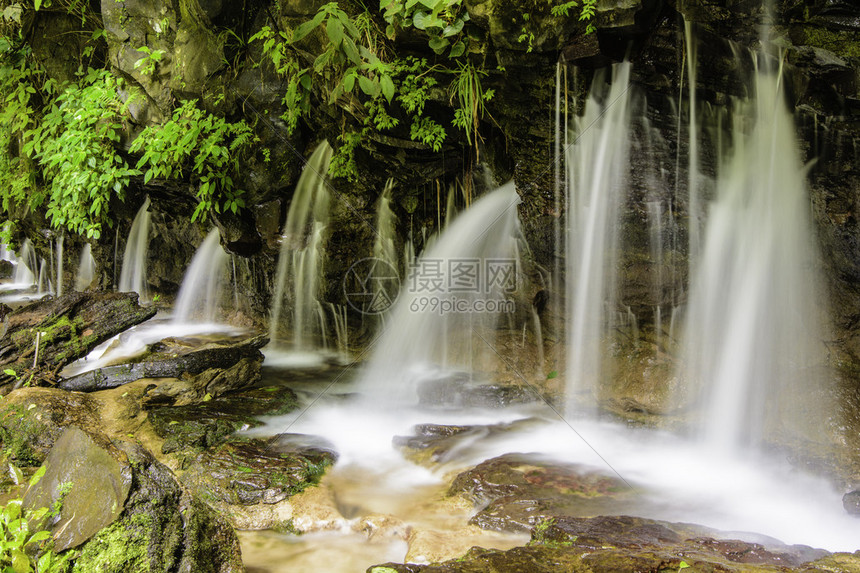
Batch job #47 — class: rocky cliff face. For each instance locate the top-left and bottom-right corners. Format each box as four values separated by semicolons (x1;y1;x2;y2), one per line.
13;0;859;365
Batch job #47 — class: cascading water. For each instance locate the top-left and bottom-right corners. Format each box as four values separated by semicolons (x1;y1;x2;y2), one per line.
75;244;96;291
681;56;827;454
13;239;36;286
172;228;229;324
564;63;633;414
358;183;522;406
370;179;400;320
119;197;151;300
269;142;332;350
54;233;63;297
36;258;50;296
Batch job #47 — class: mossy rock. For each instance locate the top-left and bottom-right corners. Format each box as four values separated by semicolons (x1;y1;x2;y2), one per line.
74;442;243;573
181;437;333;506
448;453;631;532
148;384;300;453
0;388;101;465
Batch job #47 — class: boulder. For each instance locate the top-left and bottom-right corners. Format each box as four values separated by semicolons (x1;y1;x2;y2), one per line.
72;442;244;572
0;387;102;465
147;383;299;453
23;427;132;551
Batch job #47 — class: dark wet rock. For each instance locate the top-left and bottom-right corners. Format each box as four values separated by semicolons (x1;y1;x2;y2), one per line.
23;427;132;551
0;260;12;279
448;453;631;532
0;387;102;465
0;292;156;392
417;375;538;409
148;384;299;453
266;432;339;463
181;438;333;506
60;334;267;393
394;420;545;465
843;490;860;515
73;442;244;573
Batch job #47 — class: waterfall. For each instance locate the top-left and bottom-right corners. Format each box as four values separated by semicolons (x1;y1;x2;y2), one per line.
54;233;63;297
647;200;664;344
681;58;827;454
370;179;400;318
119;197;151;300
357;183;522;406
269;142;333;350
37;258;50;296
75;244;96;291
14;239;36;286
565;63;633;414
173;228;229;324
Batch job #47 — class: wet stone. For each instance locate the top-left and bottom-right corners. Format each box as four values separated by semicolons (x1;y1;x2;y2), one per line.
60;334;267;392
449;453;629;532
23;427;132;551
148;384;299;453
181;438;334;506
843;490;860;515
371;514;841;573
394;420;543;464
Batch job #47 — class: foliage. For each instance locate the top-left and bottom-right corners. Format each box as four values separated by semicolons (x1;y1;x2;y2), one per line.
380;0;469;58
129;99;257;221
251;3;486;180
450;60;494;152
0;38;42;223
0;23;134;240
518;0;598;52
0;464;77;572
19;68;136;239
132;46;164;77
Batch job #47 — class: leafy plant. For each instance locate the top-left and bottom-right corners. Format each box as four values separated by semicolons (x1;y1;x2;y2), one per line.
129;99;257;221
450;60;494;154
380;0;469;58
0;464;77;572
22;68;137;239
132;46;165;77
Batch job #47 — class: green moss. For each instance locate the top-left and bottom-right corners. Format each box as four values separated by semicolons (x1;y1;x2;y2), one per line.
0;404;50;465
798;26;860;60
73;513;152;573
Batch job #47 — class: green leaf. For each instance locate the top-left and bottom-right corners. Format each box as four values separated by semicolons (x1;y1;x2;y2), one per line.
442;19;464;37
343;72;356;93
34;0;42;10
29;465;46;487
326;18;344;46
679;562;690;570
341;37;361;65
26;531;51;545
428;36;450;54
412;10;430;29
3;368;16;377
9;464;23;486
380;75;395;103
291;11;326;43
547;370;558;379
358;75;376;97
449;40;466;58
11;549;29;573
